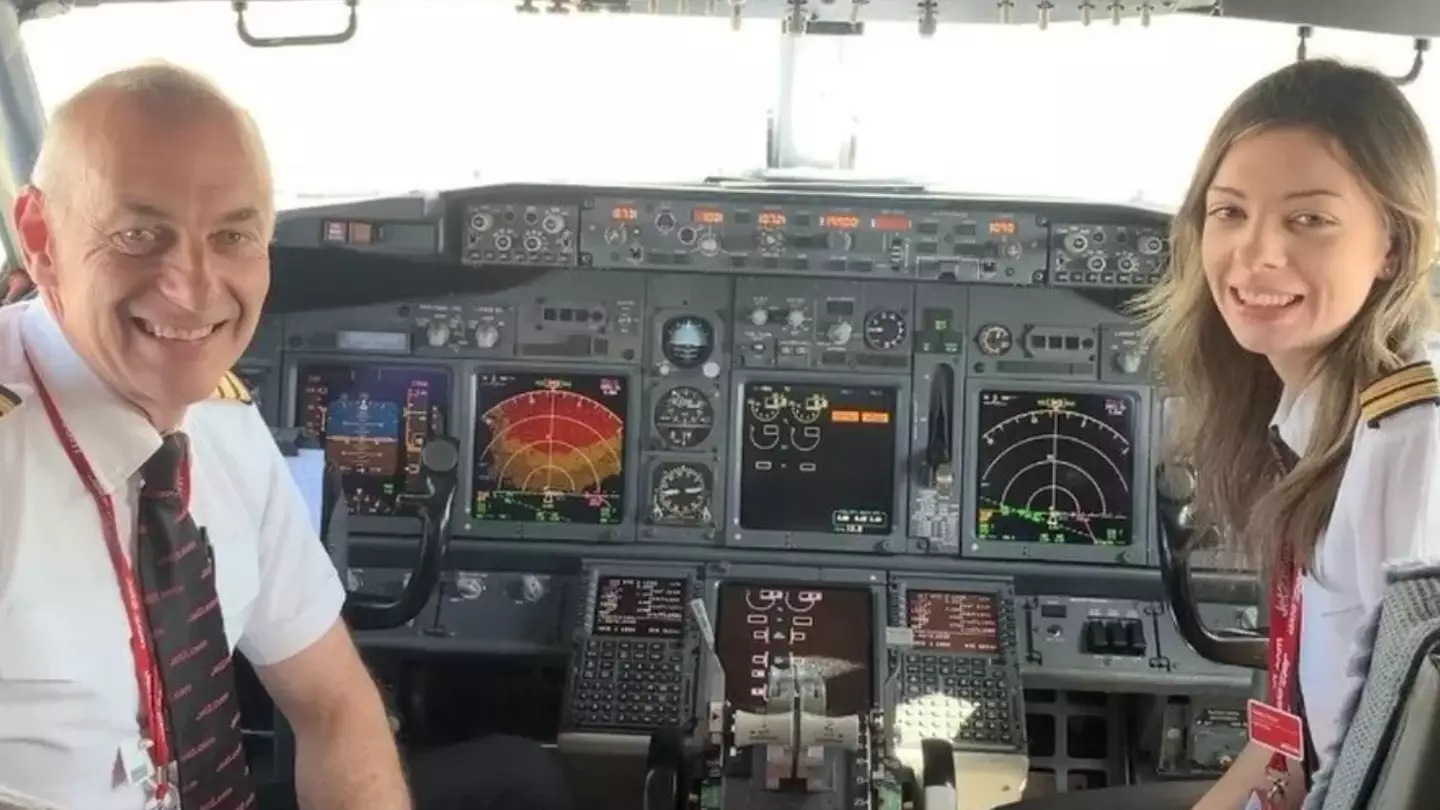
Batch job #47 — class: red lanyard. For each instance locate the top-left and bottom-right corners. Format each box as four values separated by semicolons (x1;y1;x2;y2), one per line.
21;349;173;797
1260;543;1305;809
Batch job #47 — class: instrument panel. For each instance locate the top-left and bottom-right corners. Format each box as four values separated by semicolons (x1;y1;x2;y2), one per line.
264;184;1174;563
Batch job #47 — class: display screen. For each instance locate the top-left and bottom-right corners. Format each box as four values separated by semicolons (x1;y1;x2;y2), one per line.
907;591;1001;654
974;390;1136;545
471;371;627;524
296;364;451;516
715;583;873;717
739;382;897;534
592;576;687;639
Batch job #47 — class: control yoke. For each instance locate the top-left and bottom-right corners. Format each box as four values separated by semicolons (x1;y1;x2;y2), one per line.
1154;463;1266;671
343;436;462;631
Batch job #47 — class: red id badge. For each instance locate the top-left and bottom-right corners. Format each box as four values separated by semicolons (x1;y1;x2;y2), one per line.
1248;698;1304;761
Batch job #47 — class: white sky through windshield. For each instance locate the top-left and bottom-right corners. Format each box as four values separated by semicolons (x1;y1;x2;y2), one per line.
18;0;1440;211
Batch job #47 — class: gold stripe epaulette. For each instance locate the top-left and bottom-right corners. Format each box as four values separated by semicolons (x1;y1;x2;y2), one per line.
210;371;253;404
1360;361;1440;427
0;383;20;419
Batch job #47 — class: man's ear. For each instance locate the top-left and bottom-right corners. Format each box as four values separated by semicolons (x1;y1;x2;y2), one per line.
13;186;57;288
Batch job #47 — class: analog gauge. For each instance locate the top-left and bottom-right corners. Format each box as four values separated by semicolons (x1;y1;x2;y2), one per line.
650;462;713;524
977;324;1013;357
747;389;785;422
788;391;828;424
863;310;908;351
661;316;715;369
653;385;716;449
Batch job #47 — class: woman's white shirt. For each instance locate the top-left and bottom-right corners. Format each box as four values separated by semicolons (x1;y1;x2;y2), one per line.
1273;346;1440;768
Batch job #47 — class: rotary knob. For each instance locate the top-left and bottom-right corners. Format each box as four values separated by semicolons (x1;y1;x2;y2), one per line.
786;309;806;328
1114;351;1142;374
425;321;451;347
505;574;547;604
827;322;853;345
749;307;769;326
474;323;501;349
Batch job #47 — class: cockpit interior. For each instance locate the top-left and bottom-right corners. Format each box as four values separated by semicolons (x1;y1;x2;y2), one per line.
2;1;1440;809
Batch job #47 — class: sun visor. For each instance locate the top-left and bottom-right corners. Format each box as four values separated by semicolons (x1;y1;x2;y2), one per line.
264;248;547;314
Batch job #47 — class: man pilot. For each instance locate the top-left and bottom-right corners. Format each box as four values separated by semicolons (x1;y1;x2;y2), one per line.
0;63;571;810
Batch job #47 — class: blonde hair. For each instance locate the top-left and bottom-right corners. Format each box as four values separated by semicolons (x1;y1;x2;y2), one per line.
1135;59;1438;572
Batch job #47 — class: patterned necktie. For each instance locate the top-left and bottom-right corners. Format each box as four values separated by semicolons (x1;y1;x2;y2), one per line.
137;433;257;809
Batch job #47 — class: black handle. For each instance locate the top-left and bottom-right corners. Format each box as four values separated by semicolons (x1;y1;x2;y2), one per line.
920;737;957;810
345;437;461;631
643;727;688;810
232;0;359;49
1154;465;1267;670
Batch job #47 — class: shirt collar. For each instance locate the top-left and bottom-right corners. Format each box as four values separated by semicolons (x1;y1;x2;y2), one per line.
21;298;161;495
1269;374;1318;457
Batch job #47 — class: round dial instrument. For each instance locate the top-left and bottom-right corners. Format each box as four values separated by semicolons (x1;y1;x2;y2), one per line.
863;310;908;350
650;462;713;525
661;316;715;369
652;385;716;449
976;324;1013;357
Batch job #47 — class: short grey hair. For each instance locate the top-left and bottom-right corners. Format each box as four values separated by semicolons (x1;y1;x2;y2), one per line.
31;60;273;203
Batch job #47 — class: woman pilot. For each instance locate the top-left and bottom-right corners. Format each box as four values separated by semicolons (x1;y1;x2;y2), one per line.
1136;58;1440;810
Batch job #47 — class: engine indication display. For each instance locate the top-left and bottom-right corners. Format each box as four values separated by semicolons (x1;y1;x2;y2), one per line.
907;591;1001;654
592;576;687;639
296;364;450;517
739;382;897;535
716;583;873;717
975;390;1135;545
472;372;627;524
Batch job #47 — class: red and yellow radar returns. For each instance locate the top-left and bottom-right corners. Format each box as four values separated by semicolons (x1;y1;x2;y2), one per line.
479;379;624;493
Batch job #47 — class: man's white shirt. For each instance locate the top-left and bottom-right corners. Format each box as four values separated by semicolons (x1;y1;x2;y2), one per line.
0;298;346;810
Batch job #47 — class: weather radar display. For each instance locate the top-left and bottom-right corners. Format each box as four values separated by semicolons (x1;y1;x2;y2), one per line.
472;372;627;524
974;390;1136;546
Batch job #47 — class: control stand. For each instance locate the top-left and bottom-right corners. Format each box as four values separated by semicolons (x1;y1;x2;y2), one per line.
643;597;958;809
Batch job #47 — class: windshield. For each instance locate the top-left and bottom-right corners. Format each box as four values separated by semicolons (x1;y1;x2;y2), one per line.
18;0;1440;211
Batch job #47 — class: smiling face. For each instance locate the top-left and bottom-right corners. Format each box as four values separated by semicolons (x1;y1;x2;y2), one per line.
1200;126;1392;387
16;91;272;427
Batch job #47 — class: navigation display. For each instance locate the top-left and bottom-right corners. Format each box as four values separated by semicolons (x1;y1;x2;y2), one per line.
592;576;687;639
908;591;1001;654
472;371;627;524
738;382;897;534
296;364;451;517
715;583;873;717
975;390;1135;546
